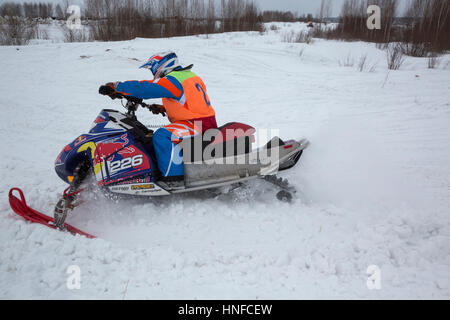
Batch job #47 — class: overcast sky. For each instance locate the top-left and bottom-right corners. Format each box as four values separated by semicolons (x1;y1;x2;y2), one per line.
5;0;410;17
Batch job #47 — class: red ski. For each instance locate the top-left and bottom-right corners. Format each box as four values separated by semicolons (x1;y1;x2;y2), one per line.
8;188;95;239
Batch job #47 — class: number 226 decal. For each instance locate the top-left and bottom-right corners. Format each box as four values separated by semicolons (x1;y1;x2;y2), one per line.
108;155;143;174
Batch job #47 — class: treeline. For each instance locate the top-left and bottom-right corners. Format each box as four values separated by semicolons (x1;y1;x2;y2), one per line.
0;2;65;19
261;11;297;22
85;0;263;41
319;0;397;43
0;0;264;43
316;0;449;54
0;1;67;45
261;11;321;23
261;0;331;23
402;0;450;53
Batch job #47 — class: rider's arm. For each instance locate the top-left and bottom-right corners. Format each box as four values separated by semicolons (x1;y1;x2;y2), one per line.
115;77;183;100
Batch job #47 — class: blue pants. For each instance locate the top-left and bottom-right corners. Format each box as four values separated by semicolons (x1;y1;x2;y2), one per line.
153;122;198;177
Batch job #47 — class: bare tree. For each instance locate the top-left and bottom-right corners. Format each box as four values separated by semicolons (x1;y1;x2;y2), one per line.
403;0;449;53
0;2;23;17
206;0;216;34
79;0;263;42
318;0;331;24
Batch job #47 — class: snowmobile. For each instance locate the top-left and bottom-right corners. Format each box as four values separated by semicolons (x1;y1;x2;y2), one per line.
9;96;309;237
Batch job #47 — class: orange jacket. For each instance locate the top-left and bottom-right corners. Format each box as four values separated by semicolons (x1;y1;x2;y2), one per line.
116;68;215;123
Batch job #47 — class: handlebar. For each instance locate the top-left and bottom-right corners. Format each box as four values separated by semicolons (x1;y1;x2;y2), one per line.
98;84;167;117
118;95;166;118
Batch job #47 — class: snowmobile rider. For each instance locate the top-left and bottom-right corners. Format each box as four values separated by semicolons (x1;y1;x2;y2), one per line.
99;52;217;184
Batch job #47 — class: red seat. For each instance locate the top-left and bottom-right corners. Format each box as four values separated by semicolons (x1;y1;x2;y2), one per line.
211;122;255;145
182;122;256;161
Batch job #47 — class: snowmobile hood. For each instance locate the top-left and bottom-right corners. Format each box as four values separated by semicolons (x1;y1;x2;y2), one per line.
54;133;98;183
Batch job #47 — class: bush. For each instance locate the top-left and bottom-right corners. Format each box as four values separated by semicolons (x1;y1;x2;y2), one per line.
444;60;450;70
427;54;441;69
0;16;37;45
398;42;429;57
357;54;368;72
62;26;92;43
386;43;405;70
282;30;313;44
269;24;279;31
309;24;326;38
338;53;355;67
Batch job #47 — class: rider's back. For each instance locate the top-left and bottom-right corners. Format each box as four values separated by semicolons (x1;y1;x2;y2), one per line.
163;69;215;123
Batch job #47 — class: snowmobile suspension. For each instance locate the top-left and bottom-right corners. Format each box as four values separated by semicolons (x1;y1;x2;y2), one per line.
53;162;89;230
264;175;296;202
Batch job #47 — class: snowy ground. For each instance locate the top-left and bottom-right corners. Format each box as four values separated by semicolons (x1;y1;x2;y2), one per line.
0;22;449;299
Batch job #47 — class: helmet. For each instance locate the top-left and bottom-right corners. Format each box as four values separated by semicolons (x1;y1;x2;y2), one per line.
139;52;181;79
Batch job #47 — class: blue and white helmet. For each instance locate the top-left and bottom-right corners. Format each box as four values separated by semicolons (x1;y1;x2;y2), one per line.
139;52;181;79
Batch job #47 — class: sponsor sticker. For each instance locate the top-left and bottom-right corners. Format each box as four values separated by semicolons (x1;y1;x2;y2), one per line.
131;184;153;190
109;183;170;196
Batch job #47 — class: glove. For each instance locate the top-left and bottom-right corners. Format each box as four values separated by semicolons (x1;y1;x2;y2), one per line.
99;82;119;97
148;104;166;116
